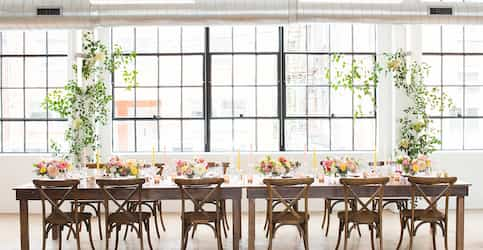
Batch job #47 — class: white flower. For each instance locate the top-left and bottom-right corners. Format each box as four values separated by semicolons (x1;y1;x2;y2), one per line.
73;118;82;129
94;52;105;62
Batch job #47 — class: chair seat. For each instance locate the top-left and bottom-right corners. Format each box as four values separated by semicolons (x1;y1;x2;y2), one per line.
46;212;92;225
183;211;218;224
402;209;445;222
272;211;309;224
337;210;380;224
108;211;151;224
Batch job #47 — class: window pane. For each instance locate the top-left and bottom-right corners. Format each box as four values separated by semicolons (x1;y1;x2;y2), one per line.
25;57;46;87
135;88;157;118
256;26;278;52
443;87;463;117
286;87;306;116
159;120;181;152
442;119;463;150
286;55;307;85
354;88;375;116
2;31;23;54
429;119;442;150
112;27;134;52
234;119;255;151
307;55;329;85
465;87;483;116
234;87;256;117
182;56;203;85
331;119;353;150
159;27;181;53
210;26;232;52
353;24;375;52
183;120;204;152
285;119;306;150
354;119;375;150
3;122;24;152
182;87;203;118
181;26;204;52
47;88;63;119
211;119;233;151
442;25;463;53
234;26;255;52
136;56;157;86
212;87;232;117
308;87;329;116
233;55;255;85
465;56;483;85
257;55;277;85
307;24;329;51
308;119;330;150
48;121;68;153
330;24;352;52
2;89;24;118
257;87;277;117
48;57;69;87
114;88;134;117
113;120;135;152
25;89;46;119
286;25;306;51
331;88;352;116
212;55;232;86
442;56;463;85
465;26;483;52
159;56;181;85
136;121;158;152
114;57;134;87
25;30;46;54
159;88;181;117
26;122;47;152
2;57;24;87
48;30;68;54
422;25;441;53
423;56;441;86
257;119;279;151
136;27;158;53
464;119;483;149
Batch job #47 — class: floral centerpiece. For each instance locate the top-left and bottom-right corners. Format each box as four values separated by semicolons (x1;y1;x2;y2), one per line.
176;157;208;178
106;156;139;177
396;155;412;175
277;156;301;176
396;155;430;175
33;159;72;179
320;156;359;177
255;156;284;176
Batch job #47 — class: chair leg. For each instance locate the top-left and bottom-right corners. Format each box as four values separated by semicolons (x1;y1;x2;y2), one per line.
303;222;309;250
431;223;437;250
335;220;343;250
58;225;62;250
396;217;406;250
191;224;197;238
115;226;120;250
151;202;161;238
85;219;96;250
369;225;375;250
267;223;274;250
183;224;190;250
321;199;328;230
443;222;449;250
144;220;154;250
325;200;331;237
216;220;223;250
157;201;166;232
96;202;103;240
222;201;230;230
42;224;47;250
123;225;129;240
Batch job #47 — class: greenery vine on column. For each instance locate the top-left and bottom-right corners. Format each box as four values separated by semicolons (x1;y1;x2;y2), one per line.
44;31;137;166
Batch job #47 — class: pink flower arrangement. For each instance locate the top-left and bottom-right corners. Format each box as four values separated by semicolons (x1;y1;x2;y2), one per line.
33;159;72;178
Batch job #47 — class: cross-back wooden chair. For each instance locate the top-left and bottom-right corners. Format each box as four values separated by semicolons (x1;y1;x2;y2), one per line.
124;163;167;240
96;178;153;250
67;163;106;241
33;179;95;250
336;177;389;250
263;177;314;250
396;176;457;250
174;177;225;250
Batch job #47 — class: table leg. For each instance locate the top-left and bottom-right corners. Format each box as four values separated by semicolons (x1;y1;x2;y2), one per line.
232;198;241;250
456;196;465;250
19;199;30;250
248;199;255;250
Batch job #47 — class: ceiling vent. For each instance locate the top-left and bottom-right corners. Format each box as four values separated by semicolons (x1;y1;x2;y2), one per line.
429;7;453;16
37;8;62;16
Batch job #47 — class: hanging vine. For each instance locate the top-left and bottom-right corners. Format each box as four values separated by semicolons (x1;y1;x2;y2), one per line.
44;31;137;165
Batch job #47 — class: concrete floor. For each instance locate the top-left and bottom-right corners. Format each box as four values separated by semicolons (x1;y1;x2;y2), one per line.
1;210;483;250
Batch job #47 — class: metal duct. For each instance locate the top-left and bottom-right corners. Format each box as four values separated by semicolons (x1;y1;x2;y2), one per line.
1;0;483;29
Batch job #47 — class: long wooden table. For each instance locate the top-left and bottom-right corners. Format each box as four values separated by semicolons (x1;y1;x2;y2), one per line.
246;181;470;250
13;181;243;250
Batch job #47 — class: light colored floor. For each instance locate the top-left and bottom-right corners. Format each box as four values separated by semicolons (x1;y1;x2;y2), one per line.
1;211;483;250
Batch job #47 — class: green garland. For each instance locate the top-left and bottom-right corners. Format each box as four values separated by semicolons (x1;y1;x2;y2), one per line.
44;32;137;165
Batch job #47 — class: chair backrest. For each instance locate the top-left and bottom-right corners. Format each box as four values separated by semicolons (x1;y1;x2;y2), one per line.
207;162;229;175
174;178;224;217
408;176;457;218
263;177;314;223
33;179;81;224
86;163;107;169
96;178;145;220
339;177;390;214
154;163;165;175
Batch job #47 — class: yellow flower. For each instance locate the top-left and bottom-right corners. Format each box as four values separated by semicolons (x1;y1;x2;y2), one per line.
39;167;47;174
412;164;419;173
130;166;138;176
339;163;347;172
94;52;105;62
399;139;409;149
73;118;82;129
